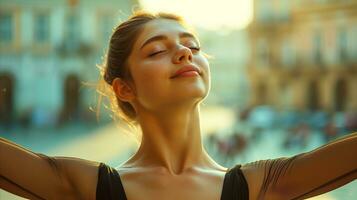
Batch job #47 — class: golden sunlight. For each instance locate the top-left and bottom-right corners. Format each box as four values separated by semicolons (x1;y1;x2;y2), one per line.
139;0;253;30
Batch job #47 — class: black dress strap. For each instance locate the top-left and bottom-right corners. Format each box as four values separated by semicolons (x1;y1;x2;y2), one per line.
96;163;127;200
220;164;249;200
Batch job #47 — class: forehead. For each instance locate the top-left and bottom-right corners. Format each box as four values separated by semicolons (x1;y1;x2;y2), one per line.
135;19;195;46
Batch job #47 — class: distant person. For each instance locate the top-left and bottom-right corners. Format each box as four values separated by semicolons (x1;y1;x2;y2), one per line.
1;11;356;200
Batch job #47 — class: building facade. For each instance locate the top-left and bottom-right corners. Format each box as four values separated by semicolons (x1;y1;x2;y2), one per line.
248;0;357;112
0;0;139;126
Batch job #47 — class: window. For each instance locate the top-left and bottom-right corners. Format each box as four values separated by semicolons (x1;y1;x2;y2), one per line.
65;13;80;49
257;38;270;67
281;38;295;68
0;73;14;126
34;13;50;43
280;0;291;20
352;27;357;61
0;12;13;43
257;0;273;22
334;79;347;112
313;30;323;65
337;28;347;63
307;81;319;111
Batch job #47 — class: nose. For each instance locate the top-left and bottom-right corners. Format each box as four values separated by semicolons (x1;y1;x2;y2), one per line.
172;45;193;64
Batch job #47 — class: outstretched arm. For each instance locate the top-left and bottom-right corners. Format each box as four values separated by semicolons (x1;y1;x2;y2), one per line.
0;137;100;200
242;132;357;200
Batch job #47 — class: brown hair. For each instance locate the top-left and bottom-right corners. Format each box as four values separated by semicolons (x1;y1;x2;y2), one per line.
97;11;185;124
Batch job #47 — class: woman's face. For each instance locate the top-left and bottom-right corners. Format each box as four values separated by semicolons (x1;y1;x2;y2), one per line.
127;19;210;111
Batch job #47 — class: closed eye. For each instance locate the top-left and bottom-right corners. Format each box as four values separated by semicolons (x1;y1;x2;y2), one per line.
148;50;166;57
189;46;201;52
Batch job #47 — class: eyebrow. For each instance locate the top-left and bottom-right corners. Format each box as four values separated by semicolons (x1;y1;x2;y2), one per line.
140;32;198;50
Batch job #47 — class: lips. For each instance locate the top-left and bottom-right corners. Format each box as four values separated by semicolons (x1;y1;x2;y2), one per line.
171;65;201;78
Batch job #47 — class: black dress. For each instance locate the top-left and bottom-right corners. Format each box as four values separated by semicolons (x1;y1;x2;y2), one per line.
96;163;249;200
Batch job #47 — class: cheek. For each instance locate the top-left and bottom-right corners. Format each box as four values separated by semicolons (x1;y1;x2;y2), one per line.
196;56;210;83
131;62;170;99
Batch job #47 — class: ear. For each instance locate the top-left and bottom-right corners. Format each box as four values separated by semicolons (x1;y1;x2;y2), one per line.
112;78;135;102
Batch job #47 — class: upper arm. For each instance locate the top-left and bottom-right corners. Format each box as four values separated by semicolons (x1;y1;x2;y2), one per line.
242;132;357;200
0;137;100;200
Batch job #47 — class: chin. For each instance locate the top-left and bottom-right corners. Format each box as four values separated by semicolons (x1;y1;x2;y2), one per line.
176;88;209;104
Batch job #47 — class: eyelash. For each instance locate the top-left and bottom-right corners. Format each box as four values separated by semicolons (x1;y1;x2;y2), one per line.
189;46;201;51
148;50;165;57
148;46;201;57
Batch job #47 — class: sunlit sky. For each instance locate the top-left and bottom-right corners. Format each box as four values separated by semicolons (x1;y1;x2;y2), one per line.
139;0;253;30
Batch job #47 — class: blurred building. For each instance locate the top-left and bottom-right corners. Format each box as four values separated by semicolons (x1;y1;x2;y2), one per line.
198;29;250;107
248;0;357;112
0;0;139;127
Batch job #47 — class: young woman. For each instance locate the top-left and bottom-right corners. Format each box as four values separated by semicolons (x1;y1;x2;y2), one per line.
1;11;356;200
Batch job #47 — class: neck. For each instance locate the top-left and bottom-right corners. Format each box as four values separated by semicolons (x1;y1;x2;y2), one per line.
125;104;218;174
